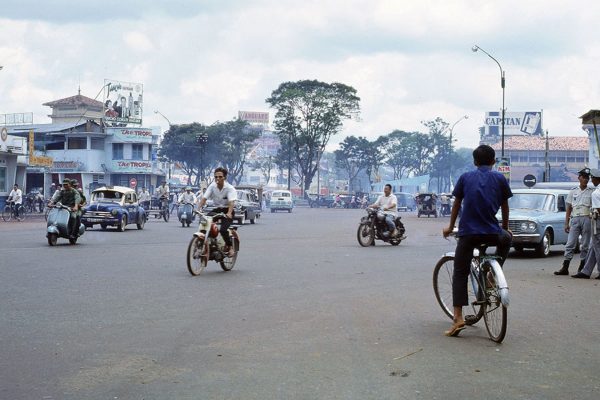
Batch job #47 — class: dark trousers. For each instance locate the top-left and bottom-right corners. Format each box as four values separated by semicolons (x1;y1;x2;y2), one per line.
209;207;234;247
453;231;512;307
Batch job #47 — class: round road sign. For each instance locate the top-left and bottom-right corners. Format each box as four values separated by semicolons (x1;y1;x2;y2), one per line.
523;174;536;188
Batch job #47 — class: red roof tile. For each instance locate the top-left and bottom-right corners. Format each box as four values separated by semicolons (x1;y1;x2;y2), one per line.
489;136;588;151
43;94;103;108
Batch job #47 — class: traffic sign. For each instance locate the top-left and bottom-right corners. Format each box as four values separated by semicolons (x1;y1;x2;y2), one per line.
523;174;536;188
130;177;137;188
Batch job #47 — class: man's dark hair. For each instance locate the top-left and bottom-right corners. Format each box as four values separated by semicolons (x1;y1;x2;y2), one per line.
472;145;496;166
215;167;228;177
384;183;392;190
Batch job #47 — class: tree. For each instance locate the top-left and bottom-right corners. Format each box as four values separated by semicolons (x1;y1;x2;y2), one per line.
158;123;205;184
334;136;370;192
383;130;432;179
250;154;275;186
266;79;360;195
421;118;451;192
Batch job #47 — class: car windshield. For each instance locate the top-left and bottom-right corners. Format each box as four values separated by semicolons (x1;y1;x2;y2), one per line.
272;191;290;198
509;193;554;211
92;191;123;203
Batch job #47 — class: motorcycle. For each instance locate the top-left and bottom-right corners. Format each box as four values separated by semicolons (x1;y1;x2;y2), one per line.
186;211;240;275
357;207;406;247
46;203;85;245
177;202;195;227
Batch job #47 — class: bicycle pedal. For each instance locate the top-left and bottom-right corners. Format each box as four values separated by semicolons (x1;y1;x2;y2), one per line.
464;315;478;326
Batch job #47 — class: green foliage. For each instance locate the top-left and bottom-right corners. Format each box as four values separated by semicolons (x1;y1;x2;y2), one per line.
266;79;360;193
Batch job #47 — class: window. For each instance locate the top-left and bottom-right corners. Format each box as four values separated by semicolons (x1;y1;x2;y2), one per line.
68;137;87;149
91;137;105;150
0;167;6;192
112;143;124;159
132;144;144;160
46;137;65;150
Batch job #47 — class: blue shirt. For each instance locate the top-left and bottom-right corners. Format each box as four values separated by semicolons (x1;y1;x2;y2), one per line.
452;165;512;236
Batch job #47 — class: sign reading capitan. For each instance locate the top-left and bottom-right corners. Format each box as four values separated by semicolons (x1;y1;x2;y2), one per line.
484;111;543;137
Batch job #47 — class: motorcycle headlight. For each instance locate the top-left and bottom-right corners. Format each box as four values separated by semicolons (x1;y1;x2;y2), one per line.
111;209;118;216
199;216;208;224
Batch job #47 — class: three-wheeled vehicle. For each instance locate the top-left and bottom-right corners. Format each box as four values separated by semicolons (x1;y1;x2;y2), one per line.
416;193;438;218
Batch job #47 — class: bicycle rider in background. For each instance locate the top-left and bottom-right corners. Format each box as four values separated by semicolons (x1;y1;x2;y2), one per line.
442;145;513;337
155;180;170;217
7;184;23;218
197;167;237;258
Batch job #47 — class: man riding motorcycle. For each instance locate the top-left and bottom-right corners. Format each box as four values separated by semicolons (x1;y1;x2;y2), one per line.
369;184;402;238
49;179;81;239
197;167;237;258
155;180;170;217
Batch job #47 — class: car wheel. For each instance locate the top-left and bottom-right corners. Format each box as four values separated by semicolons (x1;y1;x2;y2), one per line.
118;215;127;232
136;215;145;230
271;209;275;213
513;245;524;253
100;223;107;230
238;212;246;225
288;208;292;213
535;230;551;257
250;216;255;224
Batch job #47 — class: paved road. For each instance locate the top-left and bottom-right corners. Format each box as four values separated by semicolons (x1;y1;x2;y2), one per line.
0;209;599;399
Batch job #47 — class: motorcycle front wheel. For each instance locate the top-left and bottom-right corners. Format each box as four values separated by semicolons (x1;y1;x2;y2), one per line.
357;223;374;247
187;236;208;276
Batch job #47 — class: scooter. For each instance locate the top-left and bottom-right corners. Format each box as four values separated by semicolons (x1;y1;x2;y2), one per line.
186;211;240;275
178;203;195;227
46;203;85;245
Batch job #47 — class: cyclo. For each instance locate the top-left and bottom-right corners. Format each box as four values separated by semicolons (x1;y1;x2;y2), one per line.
416;192;438;218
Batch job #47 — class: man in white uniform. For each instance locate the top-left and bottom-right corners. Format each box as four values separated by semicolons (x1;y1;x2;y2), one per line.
369;183;400;237
197;167;237;257
573;168;600;279
178;186;197;204
555;168;593;275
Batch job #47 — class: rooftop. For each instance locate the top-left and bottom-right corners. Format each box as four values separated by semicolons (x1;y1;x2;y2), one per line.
490;136;588;151
43;94;103;109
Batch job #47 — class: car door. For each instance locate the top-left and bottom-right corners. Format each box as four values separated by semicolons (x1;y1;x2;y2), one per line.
553;194;569;244
124;193;137;223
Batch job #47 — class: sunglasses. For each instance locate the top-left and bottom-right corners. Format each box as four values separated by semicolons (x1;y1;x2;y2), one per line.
214;175;225;179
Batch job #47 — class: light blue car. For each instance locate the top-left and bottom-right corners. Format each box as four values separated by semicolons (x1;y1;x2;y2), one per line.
500;188;570;257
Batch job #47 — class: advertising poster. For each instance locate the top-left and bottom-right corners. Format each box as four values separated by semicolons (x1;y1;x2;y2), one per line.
484;111;542;137
103;79;144;126
495;157;511;184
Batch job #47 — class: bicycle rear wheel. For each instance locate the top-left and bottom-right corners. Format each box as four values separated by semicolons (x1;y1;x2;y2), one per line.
2;205;12;222
433;256;483;324
482;265;508;343
16;206;26;221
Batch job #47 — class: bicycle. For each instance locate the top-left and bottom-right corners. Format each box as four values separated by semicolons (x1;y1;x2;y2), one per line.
2;202;26;222
433;233;509;343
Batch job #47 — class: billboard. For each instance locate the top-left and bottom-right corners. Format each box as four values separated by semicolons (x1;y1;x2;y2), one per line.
106;127;153;143
110;160;153;173
238;111;269;125
484;111;542;137
103;79;144;126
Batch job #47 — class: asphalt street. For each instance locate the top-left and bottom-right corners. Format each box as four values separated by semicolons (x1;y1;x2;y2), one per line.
0;208;599;400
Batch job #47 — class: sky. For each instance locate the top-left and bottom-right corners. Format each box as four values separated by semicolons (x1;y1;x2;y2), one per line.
1;0;599;151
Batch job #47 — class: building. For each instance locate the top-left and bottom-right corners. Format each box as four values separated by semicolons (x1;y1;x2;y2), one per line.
490;136;588;186
0;128;28;205
4;92;166;197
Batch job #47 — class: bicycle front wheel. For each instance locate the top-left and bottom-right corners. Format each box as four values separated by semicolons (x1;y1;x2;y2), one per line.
482;265;508;343
2;205;12;222
433;256;483;324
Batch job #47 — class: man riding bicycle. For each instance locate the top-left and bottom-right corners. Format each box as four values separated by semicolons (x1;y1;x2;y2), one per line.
7;184;23;218
197;167;237;258
155;181;170;216
442;145;512;337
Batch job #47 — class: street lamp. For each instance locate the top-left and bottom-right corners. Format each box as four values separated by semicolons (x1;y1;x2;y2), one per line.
154;110;172;180
447;115;468;190
472;45;506;157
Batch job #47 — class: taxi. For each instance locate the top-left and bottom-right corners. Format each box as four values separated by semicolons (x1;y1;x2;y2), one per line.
82;186;147;231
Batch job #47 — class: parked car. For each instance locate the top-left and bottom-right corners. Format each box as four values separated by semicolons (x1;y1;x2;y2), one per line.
82;186;146;231
234;189;261;224
502;188;570;257
270;190;294;213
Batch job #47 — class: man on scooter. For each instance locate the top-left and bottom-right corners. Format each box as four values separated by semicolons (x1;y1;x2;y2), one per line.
197;167;237;258
49;179;81;239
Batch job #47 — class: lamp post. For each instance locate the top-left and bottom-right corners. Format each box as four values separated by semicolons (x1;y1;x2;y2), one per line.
447;115;468;190
154;110;172;180
472;45;505;157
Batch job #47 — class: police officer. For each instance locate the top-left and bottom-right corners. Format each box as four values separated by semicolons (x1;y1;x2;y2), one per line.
555;168;593;275
49;179;81;239
573;168;600;279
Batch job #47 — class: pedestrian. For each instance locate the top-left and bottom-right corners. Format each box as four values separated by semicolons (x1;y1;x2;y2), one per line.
442;145;512;337
572;168;600;279
554;168;593;275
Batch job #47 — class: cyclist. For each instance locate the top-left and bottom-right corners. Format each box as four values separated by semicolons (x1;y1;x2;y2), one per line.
442;145;512;337
7;184;23;218
155;181;170;217
197;167;237;258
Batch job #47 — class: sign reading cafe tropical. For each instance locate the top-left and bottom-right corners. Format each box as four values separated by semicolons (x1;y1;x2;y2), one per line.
103;79;144;126
484;111;543;137
106;127;153;143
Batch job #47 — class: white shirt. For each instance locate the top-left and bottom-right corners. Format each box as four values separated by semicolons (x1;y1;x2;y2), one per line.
591;186;600;209
8;188;22;204
203;182;237;207
375;193;397;216
138;190;151;202
567;186;593;216
178;192;197;204
155;185;170;198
